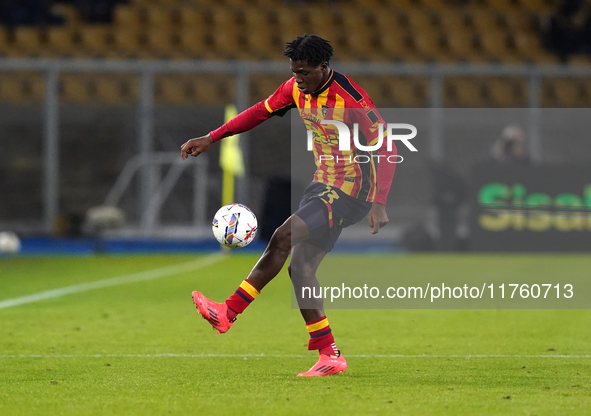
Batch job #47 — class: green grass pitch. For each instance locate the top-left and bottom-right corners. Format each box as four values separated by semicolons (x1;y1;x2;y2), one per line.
0;253;590;415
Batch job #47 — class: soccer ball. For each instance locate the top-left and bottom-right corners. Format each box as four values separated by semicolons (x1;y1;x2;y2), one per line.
0;231;21;254
212;204;258;248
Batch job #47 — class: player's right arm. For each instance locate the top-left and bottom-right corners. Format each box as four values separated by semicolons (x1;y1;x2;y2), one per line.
181;134;214;160
181;78;296;159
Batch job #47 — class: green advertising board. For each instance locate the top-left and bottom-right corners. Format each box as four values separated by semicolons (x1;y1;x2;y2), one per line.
470;164;591;251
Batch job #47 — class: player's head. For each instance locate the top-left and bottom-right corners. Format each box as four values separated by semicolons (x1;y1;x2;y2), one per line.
284;35;333;94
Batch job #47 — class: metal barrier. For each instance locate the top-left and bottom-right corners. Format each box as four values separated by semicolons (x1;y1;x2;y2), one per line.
104;152;208;234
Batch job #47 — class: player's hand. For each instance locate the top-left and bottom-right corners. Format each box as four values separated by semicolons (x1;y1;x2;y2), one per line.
367;203;389;234
181;134;214;160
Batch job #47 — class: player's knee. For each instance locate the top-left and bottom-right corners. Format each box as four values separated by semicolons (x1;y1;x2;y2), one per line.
270;223;291;253
298;265;316;283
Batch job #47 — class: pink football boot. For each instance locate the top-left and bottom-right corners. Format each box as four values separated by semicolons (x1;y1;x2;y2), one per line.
192;291;234;334
297;351;347;377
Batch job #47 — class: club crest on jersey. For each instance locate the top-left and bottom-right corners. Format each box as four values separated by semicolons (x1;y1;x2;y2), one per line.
321;105;329;118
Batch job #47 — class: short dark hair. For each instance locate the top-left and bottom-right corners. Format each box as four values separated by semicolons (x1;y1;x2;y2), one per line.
283;34;333;66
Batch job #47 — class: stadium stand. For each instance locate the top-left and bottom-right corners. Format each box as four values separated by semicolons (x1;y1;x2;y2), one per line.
0;0;590;106
0;71;45;103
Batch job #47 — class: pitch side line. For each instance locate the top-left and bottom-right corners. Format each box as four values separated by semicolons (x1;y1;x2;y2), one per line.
0;354;589;359
0;254;223;311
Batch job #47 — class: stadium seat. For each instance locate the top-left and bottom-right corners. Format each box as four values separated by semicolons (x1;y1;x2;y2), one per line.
155;74;202;105
513;33;559;63
242;9;272;29
354;0;392;9
541;78;583;107
379;31;417;61
210;7;241;32
582;79;591;106
95;75;125;103
0;72;45;103
176;5;207;28
479;32;520;62
146;6;176;30
155;75;179;104
447;30;485;62
341;22;377;61
78;25;113;58
210;31;244;59
245;30;280;60
95;74;139;103
420;0;452;10
338;8;373;42
444;77;486;107
177;27;208;59
220;0;249;7
374;9;401;32
485;0;519;11
251;0;280;6
382;0;416;9
46;27;78;57
144;29;175;59
141;0;184;5
403;9;435;30
412;31;454;62
352;76;387;106
0;73;21;102
249;75;288;104
114;5;143;30
501;11;533;31
567;56;591;66
467;8;502;32
485;77;527;107
274;7;307;44
60;73;93;103
437;10;469;33
193;75;235;105
386;77;429;107
0;26;9;56
112;28;144;58
519;0;552;13
10;27;45;58
60;73;139;104
51;4;81;27
303;8;341;45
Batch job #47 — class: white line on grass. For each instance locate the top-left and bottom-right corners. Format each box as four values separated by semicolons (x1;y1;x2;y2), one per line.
0;254;223;310
0;354;589;359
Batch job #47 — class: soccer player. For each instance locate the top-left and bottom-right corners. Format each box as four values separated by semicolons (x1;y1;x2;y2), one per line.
181;35;396;377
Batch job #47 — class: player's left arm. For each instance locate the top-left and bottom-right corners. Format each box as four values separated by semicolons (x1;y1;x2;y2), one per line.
354;102;397;234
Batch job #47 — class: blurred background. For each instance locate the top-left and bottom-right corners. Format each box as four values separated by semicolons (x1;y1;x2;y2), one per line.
1;0;590;255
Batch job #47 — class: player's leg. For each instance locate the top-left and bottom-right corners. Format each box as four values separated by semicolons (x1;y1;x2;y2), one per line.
192;213;310;333
245;214;310;291
289;241;326;322
289;242;347;377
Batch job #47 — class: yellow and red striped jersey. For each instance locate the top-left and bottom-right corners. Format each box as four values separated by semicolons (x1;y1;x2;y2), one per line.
263;69;388;203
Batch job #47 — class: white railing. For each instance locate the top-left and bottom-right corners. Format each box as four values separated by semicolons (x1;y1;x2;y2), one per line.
103;152;208;234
